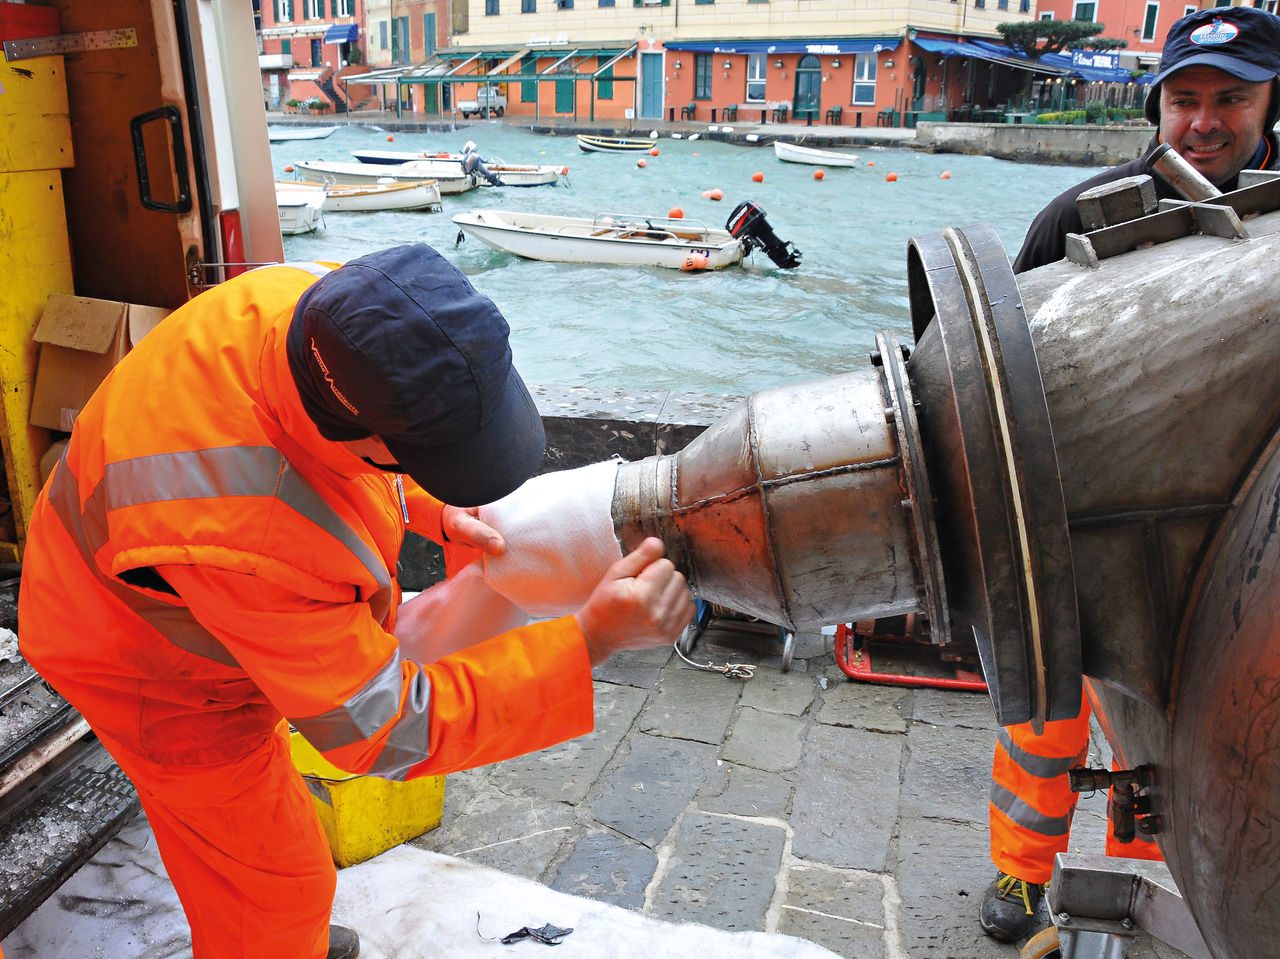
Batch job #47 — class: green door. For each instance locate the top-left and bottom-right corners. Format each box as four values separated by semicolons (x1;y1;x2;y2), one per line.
423;83;438;114
555;72;574;114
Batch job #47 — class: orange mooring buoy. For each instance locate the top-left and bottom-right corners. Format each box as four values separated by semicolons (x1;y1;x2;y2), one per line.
752;171;765;183
814;170;826;180
867;160;876;167
681;252;711;272
885;172;898;182
636;158;647;168
668;207;685;219
940;170;952;180
387;134;395;142
701;188;724;201
283;165;294;173
649;147;660;157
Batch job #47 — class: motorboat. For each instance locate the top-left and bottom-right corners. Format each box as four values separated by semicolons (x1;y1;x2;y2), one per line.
292;159;479;195
350;149;568;187
772;140;860;167
576;134;658;154
275;187;325;235
274;179;442;213
452;202;801;271
452;210;743;270
267;124;338;142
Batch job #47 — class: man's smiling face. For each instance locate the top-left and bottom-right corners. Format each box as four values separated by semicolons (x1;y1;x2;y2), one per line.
1159;65;1272;185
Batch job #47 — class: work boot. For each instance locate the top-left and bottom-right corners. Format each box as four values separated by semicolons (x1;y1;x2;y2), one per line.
979;871;1044;942
327;924;360;959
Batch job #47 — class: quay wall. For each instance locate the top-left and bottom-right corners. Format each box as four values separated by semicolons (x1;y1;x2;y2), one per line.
914;121;1154;166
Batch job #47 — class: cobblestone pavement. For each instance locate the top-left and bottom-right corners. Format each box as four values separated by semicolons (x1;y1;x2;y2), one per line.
410;624;1187;959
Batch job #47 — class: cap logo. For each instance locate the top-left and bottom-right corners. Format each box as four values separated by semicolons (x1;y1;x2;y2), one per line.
310;337;360;417
1190;19;1240;46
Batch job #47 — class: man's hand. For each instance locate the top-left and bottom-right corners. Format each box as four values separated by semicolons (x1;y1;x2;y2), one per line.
574;537;694;666
441;505;505;557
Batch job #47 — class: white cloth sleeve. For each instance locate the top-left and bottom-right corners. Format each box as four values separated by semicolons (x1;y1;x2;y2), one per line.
478;459;624;617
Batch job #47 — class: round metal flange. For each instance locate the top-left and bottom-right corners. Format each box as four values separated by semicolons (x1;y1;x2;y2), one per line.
874;330;950;647
904;224;1081;727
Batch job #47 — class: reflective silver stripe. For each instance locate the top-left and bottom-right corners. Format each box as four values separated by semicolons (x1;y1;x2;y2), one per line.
292;649;433;777
104;447;284;507
46;458;241;667
276;460;392;620
997;729;1084;780
989;782;1071;837
103;447;391;616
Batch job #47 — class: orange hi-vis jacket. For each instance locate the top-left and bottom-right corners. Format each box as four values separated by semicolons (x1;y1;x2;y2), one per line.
19;262;595;778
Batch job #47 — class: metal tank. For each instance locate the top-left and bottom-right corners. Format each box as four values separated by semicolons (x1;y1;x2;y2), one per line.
612;169;1280;959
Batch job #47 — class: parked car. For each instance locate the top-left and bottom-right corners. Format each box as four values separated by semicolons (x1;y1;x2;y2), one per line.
458;84;507;118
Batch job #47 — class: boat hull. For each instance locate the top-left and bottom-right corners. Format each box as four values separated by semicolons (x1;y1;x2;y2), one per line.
268;124;338;142
576;134;657;154
275;194;324;234
452;210;744;270
293;160;478;194
772;141;860;167
277;179;442;212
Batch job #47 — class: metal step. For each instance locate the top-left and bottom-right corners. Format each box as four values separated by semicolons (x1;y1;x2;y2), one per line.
0;740;139;939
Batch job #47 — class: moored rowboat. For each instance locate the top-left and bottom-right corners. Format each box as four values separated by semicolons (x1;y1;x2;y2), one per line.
292;159;478;195
275;179;442;212
267;124;338;142
452;209;744;270
576;134;658;154
772;140;860;167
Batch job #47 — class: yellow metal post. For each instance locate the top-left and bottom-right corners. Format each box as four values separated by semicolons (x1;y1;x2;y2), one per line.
0;54;75;560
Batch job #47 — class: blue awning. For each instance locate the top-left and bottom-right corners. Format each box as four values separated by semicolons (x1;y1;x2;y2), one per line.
665;38;900;55
324;23;359;44
1041;49;1135;83
913;37;1071;76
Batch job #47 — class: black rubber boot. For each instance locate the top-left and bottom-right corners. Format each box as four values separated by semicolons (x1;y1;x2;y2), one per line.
327;924;360;959
979;871;1044;942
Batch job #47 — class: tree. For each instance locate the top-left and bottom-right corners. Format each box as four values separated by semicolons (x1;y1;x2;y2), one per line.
997;21;1127;59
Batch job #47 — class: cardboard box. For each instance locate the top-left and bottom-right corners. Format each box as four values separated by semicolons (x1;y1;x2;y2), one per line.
30;294;170;431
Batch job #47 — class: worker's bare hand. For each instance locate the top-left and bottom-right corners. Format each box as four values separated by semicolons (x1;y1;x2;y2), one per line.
574;537;694;666
441;505;505;557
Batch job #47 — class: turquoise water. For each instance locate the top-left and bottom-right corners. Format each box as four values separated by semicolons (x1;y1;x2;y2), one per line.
274;123;1099;395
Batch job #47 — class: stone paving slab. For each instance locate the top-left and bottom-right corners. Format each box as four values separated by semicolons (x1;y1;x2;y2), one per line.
547;828;657;910
779;864;888;959
723;707;808;772
791;724;903;872
647;811;787;931
901;722;996;823
638;663;743;744
587;732;723;848
696;763;795;819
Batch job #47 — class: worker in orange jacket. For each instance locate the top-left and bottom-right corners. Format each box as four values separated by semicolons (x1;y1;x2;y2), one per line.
18;244;693;959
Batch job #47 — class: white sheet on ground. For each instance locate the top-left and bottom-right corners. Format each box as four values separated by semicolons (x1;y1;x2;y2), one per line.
4;814;842;959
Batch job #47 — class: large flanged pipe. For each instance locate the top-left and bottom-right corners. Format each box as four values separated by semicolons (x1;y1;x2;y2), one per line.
905;224;1081;728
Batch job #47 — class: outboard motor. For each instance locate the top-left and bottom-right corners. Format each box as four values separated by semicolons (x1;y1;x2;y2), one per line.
725;200;801;269
461;149;504;187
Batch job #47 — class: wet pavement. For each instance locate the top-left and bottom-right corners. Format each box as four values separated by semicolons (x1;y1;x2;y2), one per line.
406;623;1187;959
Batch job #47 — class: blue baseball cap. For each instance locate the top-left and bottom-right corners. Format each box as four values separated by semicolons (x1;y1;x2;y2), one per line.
287;243;545;507
1145;7;1280;122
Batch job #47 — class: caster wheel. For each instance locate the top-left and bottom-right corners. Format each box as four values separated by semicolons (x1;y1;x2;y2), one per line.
1019;926;1061;959
780;630;795;672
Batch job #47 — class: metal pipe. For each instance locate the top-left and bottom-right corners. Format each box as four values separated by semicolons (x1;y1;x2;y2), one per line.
1145;143;1222;201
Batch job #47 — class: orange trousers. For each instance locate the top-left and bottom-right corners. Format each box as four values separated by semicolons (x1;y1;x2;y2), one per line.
91;722;334;959
989;690;1161;884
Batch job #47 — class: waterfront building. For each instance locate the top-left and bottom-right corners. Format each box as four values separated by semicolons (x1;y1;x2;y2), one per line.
256;0;1153;125
258;0;370;112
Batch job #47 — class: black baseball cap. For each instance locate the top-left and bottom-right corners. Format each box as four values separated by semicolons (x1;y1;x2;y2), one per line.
1145;7;1280;123
287;243;545;507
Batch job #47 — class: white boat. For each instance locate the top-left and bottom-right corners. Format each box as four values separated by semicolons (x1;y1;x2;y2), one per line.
275;179;441;213
772;140;860;167
267;124;338;142
576;134;657;154
451;209;745;271
350;149;568;187
275;188;325;235
292;159;478;195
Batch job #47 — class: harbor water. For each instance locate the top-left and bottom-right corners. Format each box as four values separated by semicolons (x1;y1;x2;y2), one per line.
273;123;1100;395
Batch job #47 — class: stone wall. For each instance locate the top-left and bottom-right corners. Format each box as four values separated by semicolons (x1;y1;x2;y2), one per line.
915;121;1153;166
